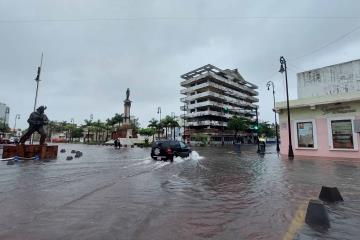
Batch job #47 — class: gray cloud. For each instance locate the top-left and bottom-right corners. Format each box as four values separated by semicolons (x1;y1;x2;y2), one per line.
1;0;360;128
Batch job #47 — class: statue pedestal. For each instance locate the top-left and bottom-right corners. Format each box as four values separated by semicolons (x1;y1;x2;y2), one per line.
2;145;58;160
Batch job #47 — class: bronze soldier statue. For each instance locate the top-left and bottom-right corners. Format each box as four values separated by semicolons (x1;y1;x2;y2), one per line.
19;106;49;145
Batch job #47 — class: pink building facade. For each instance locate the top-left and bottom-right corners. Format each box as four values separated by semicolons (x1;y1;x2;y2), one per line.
276;93;360;159
276;60;360;159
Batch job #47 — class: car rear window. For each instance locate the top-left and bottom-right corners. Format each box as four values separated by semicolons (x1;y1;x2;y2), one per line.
179;142;187;148
170;141;180;148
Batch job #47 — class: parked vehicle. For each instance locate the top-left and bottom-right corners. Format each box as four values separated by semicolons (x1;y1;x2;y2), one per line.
0;138;10;144
9;137;19;144
151;140;191;161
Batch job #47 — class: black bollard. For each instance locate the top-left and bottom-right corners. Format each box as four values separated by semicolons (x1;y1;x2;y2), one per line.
74;151;83;158
60;149;66;153
6;160;14;165
71;150;76;154
66;156;73;161
131;145;134;148
305;199;330;228
319;186;343;203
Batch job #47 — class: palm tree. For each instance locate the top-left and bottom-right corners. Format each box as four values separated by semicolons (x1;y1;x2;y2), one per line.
47;121;57;141
105;118;113;141
161;115;173;139
148;118;158;141
92;120;105;143
111;113;124;129
169;117;180;140
84;119;93;143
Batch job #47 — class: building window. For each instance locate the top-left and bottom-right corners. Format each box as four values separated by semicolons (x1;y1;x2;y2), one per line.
330;119;354;149
296;121;314;148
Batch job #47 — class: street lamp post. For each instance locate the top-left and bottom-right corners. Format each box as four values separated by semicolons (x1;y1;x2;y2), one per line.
13;114;20;133
157;107;161;138
266;81;280;152
279;56;294;158
255;106;260;153
70;118;74;143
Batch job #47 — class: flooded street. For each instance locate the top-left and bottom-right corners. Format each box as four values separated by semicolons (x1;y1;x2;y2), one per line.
0;144;360;240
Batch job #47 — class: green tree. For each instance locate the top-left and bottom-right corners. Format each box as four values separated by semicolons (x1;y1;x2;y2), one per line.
258;121;275;137
93;120;106;143
161;115;173;139
148;118;158;141
83;119;94;143
139;128;156;142
71;127;84;139
0;123;10;133
131;117;140;131
169;117;180;140
104;118;114;141
111;113;123;128
227;116;251;142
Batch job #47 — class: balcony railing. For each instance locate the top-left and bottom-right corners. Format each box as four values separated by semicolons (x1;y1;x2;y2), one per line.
186;120;225;127
180;91;258;106
180;71;258;94
180;82;258;102
180;100;257;111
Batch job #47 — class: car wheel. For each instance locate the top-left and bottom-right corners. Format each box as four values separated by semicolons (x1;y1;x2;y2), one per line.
153;147;161;156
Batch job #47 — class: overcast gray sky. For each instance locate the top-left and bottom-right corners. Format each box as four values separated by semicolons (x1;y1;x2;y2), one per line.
1;0;360;129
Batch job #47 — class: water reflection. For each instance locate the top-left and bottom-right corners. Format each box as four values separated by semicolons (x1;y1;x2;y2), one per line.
0;144;359;239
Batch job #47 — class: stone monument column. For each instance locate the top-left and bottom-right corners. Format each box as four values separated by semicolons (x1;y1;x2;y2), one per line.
123;88;133;138
124;99;131;125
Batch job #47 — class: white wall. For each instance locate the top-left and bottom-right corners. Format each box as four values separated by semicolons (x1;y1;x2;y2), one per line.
297;59;360;98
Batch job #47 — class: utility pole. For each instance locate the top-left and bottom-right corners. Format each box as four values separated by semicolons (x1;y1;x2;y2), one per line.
256;106;260;153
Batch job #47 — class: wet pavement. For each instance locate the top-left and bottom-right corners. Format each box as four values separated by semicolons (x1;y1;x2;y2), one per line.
0;144;359;240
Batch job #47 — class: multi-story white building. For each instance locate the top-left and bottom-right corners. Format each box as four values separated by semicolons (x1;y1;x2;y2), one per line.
180;64;259;142
0;102;10;126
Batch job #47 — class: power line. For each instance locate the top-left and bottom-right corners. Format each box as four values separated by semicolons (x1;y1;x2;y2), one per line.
290;23;360;61
1;16;360;24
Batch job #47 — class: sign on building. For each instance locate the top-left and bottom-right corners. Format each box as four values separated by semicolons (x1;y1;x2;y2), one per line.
297;59;360;98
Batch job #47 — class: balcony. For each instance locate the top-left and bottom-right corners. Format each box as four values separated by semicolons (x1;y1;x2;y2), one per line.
180;91;258;106
186;120;225;127
181;110;232;119
181;100;257;111
180;71;258;95
180;82;258;102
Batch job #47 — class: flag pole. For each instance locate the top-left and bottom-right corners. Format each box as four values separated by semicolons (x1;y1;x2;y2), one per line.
30;53;43;144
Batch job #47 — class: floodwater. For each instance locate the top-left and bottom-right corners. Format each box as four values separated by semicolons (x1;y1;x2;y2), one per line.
0;144;359;240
